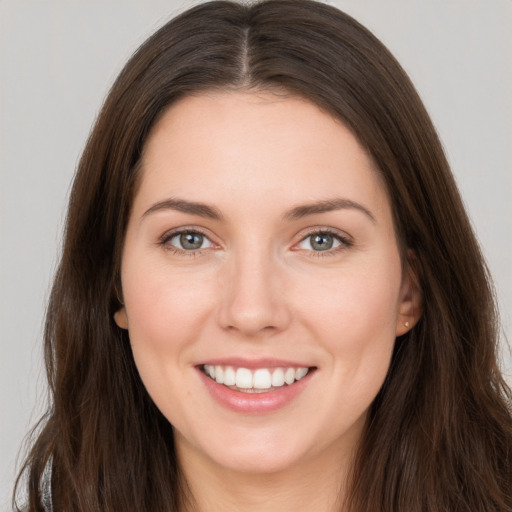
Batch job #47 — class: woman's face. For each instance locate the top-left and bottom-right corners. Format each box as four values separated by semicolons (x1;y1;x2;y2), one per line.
115;91;419;475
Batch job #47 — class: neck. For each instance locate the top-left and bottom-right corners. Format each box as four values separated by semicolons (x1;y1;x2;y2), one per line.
176;434;355;512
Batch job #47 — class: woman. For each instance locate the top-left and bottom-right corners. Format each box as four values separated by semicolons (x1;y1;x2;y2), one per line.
14;0;512;510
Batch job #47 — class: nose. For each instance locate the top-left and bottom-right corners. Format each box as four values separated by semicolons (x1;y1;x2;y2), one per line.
216;248;292;337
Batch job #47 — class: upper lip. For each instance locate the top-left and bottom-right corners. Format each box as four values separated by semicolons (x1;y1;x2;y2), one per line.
196;357;314;369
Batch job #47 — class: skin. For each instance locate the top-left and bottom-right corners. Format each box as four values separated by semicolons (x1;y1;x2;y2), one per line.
115;91;421;511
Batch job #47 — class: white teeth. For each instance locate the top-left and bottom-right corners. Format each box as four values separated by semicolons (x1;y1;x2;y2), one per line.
295;367;308;380
253;369;272;389
223;366;236;386
271;368;285;387
214;365;224;384
203;364;310;390
235;368;253;389
284;367;296;385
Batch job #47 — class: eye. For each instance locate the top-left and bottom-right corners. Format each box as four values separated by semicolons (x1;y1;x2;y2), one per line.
167;231;214;251
297;231;348;252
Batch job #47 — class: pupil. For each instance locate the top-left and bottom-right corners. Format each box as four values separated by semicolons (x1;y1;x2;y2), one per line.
312;234;333;251
180;232;203;250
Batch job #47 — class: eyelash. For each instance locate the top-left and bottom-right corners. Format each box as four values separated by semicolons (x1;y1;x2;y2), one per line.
295;228;353;258
158;227;353;257
158;228;214;257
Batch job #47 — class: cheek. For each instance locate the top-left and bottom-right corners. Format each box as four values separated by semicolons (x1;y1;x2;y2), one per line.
121;263;216;410
123;262;216;344
303;263;400;327
120;263;218;404
298;256;401;378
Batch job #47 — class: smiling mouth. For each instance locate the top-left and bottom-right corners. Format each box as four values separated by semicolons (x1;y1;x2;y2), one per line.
201;364;314;393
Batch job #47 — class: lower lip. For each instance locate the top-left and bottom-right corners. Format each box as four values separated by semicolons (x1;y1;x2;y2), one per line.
198;368;314;414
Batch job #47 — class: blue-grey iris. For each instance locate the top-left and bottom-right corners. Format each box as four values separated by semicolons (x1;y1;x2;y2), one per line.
180;232;204;250
311;234;334;251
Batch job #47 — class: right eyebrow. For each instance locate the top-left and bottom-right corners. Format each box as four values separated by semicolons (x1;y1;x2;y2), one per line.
283;198;376;224
141;198;224;221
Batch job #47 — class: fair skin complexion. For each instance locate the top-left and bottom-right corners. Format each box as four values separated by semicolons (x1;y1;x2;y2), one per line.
115;91;421;511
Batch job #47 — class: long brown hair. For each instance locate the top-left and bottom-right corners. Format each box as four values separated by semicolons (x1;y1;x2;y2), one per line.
15;1;512;510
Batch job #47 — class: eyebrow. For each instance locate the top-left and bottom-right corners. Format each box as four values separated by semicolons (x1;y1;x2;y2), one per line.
284;198;376;223
142;198;223;220
141;197;375;223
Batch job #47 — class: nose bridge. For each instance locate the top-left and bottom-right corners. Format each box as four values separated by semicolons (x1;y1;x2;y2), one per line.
217;237;290;336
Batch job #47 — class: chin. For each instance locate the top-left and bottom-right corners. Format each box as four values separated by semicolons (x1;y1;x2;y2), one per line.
191;426;321;475
211;447;303;475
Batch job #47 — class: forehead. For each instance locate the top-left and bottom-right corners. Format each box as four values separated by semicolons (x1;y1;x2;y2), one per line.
134;91;391;223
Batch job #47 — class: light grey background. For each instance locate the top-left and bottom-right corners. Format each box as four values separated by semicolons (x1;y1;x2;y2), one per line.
1;0;511;507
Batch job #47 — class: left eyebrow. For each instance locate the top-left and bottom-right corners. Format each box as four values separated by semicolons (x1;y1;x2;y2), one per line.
283;198;376;223
141;198;223;220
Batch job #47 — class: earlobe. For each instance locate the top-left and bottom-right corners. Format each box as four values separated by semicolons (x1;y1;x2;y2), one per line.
114;307;129;330
395;261;422;336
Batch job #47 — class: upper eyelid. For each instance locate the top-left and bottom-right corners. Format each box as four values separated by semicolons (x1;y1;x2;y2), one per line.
159;226;215;243
159;228;218;256
294;226;352;243
157;225;352;249
291;227;353;254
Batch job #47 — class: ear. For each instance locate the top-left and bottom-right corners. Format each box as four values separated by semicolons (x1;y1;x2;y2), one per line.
114;307;129;330
395;256;422;336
